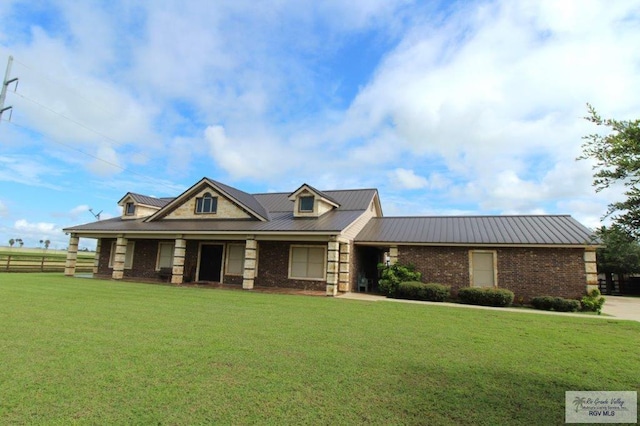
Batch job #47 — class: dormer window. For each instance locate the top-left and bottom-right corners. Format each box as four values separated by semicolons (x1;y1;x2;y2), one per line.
299;196;314;212
125;202;136;216
196;193;217;214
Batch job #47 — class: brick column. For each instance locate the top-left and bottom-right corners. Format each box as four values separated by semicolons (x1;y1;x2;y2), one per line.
171;237;187;284
338;242;351;292
93;239;101;274
584;247;598;293
389;246;398;265
64;233;79;276
326;239;339;296
243;237;257;289
112;235;127;280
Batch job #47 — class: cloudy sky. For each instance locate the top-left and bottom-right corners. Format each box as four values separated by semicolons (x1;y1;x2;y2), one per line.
0;0;638;250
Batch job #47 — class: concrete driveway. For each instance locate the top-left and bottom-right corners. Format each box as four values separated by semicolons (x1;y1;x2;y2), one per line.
339;293;640;322
601;296;640;322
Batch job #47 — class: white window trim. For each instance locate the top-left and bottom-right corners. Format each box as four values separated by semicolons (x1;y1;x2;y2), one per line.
469;250;498;288
195;193;218;214
224;243;245;276
298;195;314;212
125;202;135;216
108;241;135;269
155;242;175;271
288;244;327;281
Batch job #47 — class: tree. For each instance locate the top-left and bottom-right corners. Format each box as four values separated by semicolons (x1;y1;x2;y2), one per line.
595;225;640;294
17;238;23;247
579;104;640;236
44;239;51;250
9;238;15;247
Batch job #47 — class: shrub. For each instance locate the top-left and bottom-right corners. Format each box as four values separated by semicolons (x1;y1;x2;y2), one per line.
531;296;555;311
581;288;606;314
531;296;581;312
457;287;514;307
377;263;422;297
394;281;450;302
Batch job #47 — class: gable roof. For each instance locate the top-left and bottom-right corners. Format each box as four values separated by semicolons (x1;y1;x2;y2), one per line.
64;186;379;236
287;183;340;207
355;215;596;246
145;178;270;222
118;192;173;209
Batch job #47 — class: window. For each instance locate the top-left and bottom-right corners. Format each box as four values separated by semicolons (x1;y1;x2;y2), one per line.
225;244;245;275
156;242;175;270
470;250;496;288
289;245;326;280
299;196;314;212
195;193;218;214
109;241;135;269
125;202;135;216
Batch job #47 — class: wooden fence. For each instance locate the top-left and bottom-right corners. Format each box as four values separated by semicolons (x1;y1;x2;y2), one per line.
1;254;94;273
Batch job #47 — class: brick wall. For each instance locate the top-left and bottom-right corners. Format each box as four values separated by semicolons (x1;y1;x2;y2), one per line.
255;241;327;291
399;245;586;301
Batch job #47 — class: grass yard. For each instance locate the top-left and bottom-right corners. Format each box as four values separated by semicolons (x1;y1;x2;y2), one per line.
1;274;638;425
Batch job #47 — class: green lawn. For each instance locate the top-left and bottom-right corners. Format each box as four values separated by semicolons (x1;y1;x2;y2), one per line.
1;273;638;425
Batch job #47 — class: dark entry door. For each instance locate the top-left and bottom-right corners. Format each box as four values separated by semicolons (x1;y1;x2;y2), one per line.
199;244;223;282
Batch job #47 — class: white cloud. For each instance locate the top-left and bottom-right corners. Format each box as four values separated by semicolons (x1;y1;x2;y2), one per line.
336;0;640;214
390;168;428;189
0;200;7;218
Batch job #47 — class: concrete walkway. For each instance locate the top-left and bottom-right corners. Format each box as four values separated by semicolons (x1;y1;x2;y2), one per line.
337;292;640;322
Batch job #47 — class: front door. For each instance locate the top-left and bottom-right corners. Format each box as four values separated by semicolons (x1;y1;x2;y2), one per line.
199;244;223;282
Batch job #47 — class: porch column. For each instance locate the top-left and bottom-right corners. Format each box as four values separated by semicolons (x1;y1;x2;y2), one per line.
171;237;187;285
584;247;598;293
243;237;257;289
112;235;127;280
93;239;102;274
338;242;351;292
389;246;399;265
64;233;79;276
326;239;339;296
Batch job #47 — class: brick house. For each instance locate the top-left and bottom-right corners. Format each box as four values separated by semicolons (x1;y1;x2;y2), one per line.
63;177;598;300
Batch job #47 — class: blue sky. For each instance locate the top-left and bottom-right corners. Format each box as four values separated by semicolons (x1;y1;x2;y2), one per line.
1;0;639;250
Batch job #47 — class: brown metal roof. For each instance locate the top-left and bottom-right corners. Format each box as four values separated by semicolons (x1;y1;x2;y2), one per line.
65;187;378;235
254;189;377;212
65;210;365;234
355;215;596;246
120;193;174;208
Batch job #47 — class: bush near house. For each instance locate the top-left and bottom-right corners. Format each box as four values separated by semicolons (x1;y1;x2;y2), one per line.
457;287;514;307
393;281;450;302
530;296;581;312
581;288;606;314
377;263;421;297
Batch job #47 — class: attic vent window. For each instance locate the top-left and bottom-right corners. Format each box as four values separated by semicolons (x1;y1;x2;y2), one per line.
299;196;314;212
125;202;135;216
196;193;218;214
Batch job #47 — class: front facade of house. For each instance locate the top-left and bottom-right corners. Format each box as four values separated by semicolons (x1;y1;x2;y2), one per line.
63;178;598;300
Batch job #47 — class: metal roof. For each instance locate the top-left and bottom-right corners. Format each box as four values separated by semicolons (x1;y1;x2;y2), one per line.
65;187;378;235
355;215;596;246
254;189;376;213
121;193;174;208
65;210;365;234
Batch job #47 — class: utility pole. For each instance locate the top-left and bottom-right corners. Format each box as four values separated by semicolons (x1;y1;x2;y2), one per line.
0;56;19;124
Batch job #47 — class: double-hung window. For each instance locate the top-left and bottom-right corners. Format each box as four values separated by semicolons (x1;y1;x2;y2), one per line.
225;244;245;275
156;242;175;270
109;241;135;269
289;245;326;280
470;250;497;288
